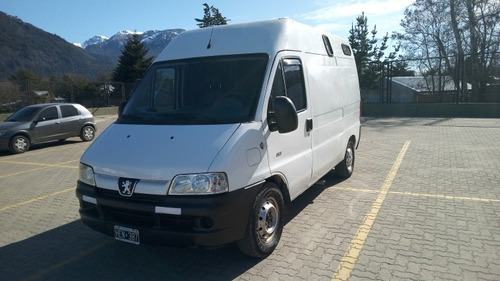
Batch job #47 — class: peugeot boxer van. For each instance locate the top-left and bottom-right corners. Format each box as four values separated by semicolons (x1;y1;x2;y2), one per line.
76;18;361;258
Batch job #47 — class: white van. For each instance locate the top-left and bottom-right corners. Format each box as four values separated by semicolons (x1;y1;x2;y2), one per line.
77;18;360;258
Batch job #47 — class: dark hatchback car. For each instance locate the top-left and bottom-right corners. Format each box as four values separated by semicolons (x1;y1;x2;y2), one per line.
0;103;96;154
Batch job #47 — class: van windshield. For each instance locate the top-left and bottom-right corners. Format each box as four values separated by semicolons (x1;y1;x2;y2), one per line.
118;54;269;125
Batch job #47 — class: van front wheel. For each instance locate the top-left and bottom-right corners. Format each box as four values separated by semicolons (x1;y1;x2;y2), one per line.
335;140;355;178
237;183;284;258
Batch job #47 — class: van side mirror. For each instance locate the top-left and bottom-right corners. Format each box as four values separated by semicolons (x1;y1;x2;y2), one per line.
274;96;298;133
118;101;127;116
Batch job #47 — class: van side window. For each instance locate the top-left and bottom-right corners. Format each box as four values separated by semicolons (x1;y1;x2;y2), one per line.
283;59;307;111
268;59;307;113
270;62;285;99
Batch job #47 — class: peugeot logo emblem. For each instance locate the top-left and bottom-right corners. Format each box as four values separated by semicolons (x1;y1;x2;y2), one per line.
118;177;139;197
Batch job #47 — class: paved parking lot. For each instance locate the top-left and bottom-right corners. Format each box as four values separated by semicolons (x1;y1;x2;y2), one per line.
1;116;499;281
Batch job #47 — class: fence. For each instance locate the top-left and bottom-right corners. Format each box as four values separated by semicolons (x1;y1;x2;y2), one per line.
363;52;500;104
1;52;499;113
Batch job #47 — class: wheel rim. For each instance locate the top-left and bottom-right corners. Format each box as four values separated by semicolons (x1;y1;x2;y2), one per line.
14;137;28;152
257;198;279;244
83;127;94;140
345;146;354;173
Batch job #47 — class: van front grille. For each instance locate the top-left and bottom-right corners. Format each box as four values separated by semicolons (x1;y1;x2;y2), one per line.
97;188;166;203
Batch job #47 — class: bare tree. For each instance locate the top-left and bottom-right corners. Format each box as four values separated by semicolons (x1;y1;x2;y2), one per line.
398;0;454;97
397;0;500;101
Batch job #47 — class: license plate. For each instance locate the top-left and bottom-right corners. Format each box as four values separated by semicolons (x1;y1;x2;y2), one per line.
114;225;140;245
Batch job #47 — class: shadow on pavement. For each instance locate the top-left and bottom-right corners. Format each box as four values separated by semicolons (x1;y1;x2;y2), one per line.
0;171;345;281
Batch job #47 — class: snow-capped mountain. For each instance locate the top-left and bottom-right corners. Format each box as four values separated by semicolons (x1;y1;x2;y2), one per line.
82;29;184;62
81;35;109;49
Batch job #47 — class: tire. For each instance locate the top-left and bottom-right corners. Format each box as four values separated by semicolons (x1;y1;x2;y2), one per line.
10;135;30;154
237;182;284;258
335;139;355;178
80;125;95;141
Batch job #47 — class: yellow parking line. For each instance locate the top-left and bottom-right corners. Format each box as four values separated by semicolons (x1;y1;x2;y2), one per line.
0;160;78;179
0;159;78;167
0;167;47;179
1;145;75;159
0;187;75;211
330;186;378;194
330;187;500;203
332;140;411;281
389;191;500;202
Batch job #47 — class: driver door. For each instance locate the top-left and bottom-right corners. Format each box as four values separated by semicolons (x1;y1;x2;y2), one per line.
265;55;313;200
31;106;62;142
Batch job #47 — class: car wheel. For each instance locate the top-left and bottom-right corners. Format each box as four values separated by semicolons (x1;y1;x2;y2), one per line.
10;135;30;154
335;139;355;178
80;126;95;141
237;182;284;258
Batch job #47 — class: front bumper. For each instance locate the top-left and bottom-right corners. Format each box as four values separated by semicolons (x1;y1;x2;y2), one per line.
76;180;263;247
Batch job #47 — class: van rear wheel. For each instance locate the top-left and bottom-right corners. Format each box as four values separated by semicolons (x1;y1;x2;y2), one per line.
237;182;284;258
335;140;355;178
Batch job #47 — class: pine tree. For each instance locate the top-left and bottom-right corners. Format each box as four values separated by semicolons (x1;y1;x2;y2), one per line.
195;3;230;28
112;34;153;83
349;12;399;89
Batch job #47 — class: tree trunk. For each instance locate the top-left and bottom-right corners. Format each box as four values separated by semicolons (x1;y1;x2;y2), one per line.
449;0;465;103
466;0;480;100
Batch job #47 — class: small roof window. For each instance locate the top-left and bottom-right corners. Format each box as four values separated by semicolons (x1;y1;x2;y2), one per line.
322;35;334;57
341;44;352;56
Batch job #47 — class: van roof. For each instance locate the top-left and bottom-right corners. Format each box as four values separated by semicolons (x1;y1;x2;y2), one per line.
155;18;350;62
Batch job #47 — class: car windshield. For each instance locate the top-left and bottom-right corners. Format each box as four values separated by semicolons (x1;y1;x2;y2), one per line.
5;106;40;122
118;54;269;125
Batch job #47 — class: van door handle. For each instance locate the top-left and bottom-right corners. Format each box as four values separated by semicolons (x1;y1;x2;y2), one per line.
306;118;313;132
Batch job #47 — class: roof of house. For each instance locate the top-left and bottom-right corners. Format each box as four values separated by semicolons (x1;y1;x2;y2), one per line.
390;76;471;92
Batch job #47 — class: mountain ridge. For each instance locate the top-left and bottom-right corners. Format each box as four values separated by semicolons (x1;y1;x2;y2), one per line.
0;11;114;80
82;29;184;63
0;11;184;80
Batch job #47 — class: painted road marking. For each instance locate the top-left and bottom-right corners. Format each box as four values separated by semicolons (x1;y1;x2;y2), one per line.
0;159;77;167
332;140;411;281
330;186;500;203
0;187;74;211
0;160;78;179
389;191;500;203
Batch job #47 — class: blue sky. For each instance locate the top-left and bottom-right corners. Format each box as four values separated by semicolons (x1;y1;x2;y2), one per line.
0;0;414;45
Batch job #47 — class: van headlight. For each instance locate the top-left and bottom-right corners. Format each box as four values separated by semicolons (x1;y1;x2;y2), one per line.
79;163;96;186
169;173;228;195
